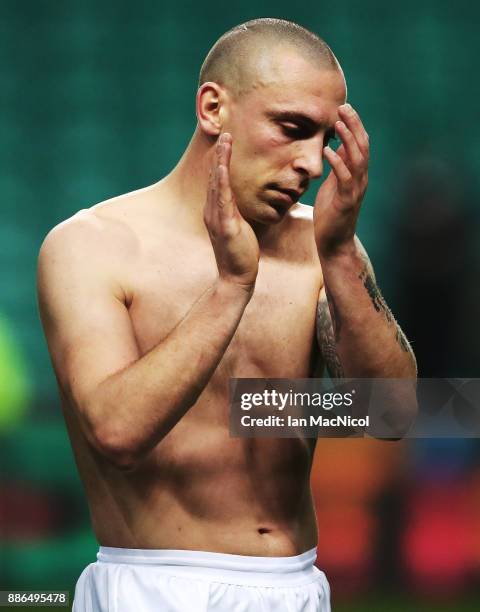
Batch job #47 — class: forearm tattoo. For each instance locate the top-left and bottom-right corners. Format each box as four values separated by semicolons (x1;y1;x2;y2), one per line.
325;286;341;342
358;255;410;353
316;295;345;378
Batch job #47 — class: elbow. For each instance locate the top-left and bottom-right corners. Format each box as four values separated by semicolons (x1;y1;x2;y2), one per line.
81;390;175;470
81;393;146;471
369;380;418;441
92;424;144;471
385;393;418;440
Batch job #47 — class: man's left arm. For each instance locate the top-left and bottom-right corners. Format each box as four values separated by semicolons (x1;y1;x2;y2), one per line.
317;235;417;378
314;103;417;380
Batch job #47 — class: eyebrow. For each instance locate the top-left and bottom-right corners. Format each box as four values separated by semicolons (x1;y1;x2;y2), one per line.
266;110;336;140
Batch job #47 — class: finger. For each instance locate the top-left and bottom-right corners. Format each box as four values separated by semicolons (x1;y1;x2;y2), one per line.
336;143;347;163
221;132;233;168
336;144;368;198
217;134;235;218
208;144;223;227
217;163;235;219
335;120;364;172
338;104;369;157
324;145;353;196
204;166;215;226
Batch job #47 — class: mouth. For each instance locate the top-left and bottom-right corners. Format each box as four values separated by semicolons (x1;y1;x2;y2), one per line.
267;186;302;205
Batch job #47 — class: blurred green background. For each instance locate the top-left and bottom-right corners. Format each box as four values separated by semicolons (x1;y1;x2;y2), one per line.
1;1;479;610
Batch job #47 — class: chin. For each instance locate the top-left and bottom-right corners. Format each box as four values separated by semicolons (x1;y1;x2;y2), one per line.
239;198;288;226
261;205;287;224
245;206;285;226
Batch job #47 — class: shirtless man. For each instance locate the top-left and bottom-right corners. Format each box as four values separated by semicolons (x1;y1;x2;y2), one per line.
37;18;417;612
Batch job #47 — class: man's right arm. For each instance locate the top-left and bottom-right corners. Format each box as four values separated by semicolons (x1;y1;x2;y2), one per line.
37;219;251;471
38;133;258;471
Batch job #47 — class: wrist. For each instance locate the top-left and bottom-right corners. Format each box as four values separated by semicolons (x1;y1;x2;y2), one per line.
317;238;358;262
215;277;255;303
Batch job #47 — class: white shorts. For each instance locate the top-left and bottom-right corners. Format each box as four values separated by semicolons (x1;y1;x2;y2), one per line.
72;546;331;611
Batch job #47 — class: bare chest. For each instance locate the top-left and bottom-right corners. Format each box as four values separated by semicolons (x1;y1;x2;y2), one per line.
126;245;321;380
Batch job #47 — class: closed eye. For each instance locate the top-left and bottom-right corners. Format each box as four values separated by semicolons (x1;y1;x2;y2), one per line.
279;122;337;147
279;123;312;140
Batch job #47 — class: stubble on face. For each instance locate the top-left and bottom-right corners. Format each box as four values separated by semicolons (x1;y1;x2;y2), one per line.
225;50;346;226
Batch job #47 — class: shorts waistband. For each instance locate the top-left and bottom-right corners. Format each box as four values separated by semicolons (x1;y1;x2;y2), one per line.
97;546;317;573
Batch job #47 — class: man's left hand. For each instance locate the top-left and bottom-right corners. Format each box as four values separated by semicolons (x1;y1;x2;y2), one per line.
313;103;369;257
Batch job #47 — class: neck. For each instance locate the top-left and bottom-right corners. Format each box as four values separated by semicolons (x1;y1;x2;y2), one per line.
162;127;214;230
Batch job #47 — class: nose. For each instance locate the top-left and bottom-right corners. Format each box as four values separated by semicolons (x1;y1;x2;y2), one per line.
291;137;324;180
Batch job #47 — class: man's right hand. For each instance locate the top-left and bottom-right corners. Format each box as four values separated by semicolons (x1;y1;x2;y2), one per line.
204;133;259;294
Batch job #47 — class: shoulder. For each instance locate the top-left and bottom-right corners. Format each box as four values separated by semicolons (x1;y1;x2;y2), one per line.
288;201;314;223
38;212;122;295
280;202;318;264
39;209;110;259
37;187;154;303
38;185;154;266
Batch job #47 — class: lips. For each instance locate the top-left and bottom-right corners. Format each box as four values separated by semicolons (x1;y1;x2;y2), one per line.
275;187;301;202
268;186;302;205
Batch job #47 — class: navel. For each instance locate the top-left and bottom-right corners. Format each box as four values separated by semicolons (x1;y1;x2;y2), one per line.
257;527;271;535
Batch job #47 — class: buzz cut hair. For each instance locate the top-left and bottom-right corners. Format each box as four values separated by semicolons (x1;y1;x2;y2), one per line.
198;18;340;97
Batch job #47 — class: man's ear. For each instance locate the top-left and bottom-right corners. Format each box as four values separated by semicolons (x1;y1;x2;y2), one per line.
196;82;228;136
